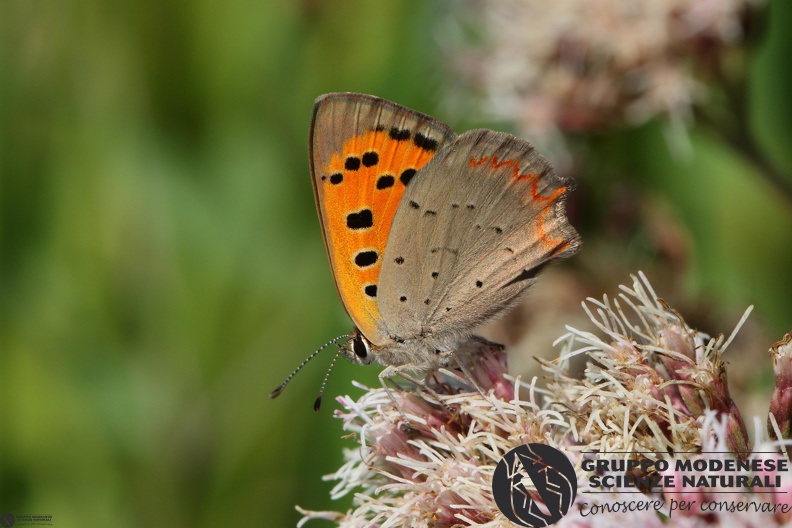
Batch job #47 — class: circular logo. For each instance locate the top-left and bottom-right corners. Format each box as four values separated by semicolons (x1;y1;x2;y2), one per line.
492;444;577;527
0;512;15;528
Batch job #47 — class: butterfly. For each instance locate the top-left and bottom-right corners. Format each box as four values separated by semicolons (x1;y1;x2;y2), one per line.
271;93;580;409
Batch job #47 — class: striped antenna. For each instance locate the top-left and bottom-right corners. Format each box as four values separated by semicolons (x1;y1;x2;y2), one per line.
313;348;342;412
269;335;348;399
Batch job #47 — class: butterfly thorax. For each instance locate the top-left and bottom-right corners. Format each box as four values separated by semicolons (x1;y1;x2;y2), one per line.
341;328;460;371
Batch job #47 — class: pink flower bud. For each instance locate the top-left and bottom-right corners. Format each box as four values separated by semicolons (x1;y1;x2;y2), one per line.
768;332;792;461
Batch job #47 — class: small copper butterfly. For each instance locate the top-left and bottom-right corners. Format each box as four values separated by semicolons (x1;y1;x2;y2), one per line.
272;93;580;408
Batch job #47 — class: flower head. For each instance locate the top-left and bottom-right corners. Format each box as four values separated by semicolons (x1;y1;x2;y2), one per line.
768;332;792;460
299;273;785;527
299;341;570;527
547;272;753;458
452;0;762;139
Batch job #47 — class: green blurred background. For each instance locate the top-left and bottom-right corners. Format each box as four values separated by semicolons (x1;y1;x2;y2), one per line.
1;1;790;527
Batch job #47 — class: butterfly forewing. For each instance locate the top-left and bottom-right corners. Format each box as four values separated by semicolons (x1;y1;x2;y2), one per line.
377;130;581;341
309;93;457;345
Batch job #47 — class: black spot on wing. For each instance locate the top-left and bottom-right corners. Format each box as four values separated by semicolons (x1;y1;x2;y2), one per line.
345;157;361;171
346;209;373;230
362;151;379;167
389;127;411;141
400;168;417;186
414;132;438;151
376;174;395;189
330;173;343;184
364;284;377;298
354;250;378;268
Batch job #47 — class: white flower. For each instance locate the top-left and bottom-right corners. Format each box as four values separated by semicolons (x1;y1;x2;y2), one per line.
448;0;763;163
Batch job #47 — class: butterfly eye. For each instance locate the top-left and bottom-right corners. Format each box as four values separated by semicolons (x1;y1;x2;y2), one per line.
353;335;369;359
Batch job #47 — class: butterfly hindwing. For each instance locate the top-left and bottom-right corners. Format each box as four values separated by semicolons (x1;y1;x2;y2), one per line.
377;129;580;341
310;93;457;345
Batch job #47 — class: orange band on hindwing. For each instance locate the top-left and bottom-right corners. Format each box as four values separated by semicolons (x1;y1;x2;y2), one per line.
469;154;568;249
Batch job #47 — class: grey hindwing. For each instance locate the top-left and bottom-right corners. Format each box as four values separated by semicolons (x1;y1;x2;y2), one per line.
377;129;580;341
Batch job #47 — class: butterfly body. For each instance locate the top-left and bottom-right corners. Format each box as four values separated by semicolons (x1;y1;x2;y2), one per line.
341;327;461;370
310;93;580;373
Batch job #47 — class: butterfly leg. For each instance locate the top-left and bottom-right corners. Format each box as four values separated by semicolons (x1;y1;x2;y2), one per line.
452;354;488;399
390;367;457;416
378;365;456;429
377;366;416;431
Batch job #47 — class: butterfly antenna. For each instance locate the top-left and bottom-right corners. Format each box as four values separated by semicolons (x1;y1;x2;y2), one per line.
313;348;342;412
269;335;347;399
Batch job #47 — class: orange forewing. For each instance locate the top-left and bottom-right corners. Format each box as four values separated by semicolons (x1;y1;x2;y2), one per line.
310;94;455;344
322;131;437;335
